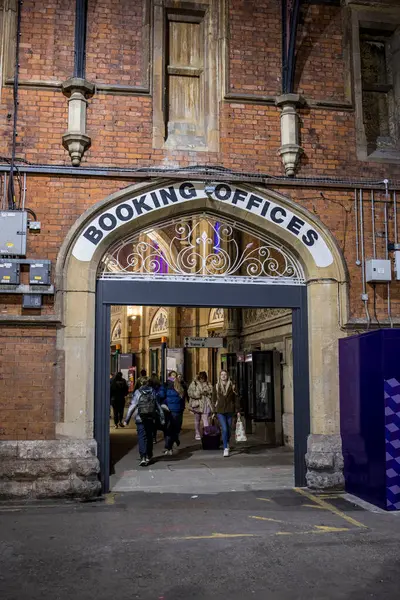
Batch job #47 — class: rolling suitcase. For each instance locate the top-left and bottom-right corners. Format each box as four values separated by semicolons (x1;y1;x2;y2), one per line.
201;419;221;450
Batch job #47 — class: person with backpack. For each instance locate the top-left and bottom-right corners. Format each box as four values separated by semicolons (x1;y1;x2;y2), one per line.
124;377;165;466
110;372;129;429
161;370;185;455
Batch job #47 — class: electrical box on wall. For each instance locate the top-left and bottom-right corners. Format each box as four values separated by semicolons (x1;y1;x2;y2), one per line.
395;251;400;281
366;259;392;283
0;261;20;284
0;211;27;256
22;294;42;309
29;262;51;285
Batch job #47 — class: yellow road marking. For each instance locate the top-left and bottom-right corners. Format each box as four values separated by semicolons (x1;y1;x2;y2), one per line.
294;488;367;529
169;532;260;540
104;493;116;505
318;494;343;499
302;503;327;510
256;497;272;503
276;525;350;536
314;525;350;532
249;516;285;524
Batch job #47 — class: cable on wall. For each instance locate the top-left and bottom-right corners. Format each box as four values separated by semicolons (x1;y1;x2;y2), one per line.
7;0;22;210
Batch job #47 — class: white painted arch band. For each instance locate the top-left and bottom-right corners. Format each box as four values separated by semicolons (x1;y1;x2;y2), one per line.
72;182;334;268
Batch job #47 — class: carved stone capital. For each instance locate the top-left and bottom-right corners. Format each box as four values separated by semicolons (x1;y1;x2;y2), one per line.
275;93;305;108
278;143;304;177
276;94;305;177
62;133;91;167
62;77;95;98
61;78;94;166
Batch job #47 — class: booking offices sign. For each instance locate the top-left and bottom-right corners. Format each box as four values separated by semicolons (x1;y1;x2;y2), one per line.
72;182;334;268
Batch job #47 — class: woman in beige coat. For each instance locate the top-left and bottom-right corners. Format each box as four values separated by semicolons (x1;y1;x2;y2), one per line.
188;371;213;440
212;370;241;457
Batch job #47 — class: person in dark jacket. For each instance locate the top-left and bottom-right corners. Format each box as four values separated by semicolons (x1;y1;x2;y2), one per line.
110;371;129;429
211;370;240;457
134;369;148;392
161;370;185;454
124;377;165;466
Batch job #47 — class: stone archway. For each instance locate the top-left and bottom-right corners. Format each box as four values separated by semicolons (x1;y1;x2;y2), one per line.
55;179;349;488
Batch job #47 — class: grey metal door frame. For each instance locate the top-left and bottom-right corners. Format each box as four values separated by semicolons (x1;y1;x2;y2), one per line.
95;280;310;492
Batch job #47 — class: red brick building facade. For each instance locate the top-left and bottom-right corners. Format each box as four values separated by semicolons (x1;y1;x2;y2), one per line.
0;0;400;498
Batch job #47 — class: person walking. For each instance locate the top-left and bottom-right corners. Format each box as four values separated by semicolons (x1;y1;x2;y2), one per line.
212;370;241;457
134;369;148;392
188;371;213;441
124;377;165;466
161;370;185;455
150;374;163;443
110;372;129;429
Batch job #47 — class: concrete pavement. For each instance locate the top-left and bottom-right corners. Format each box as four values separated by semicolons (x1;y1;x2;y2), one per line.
1;488;400;600
110;412;294;493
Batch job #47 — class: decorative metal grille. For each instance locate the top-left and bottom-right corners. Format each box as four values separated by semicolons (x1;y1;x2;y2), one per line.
98;214;305;285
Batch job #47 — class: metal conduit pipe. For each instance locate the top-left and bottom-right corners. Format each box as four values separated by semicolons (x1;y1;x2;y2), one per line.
359;189;371;328
394;191;398;245
371;190;376;259
355;190;360;265
384;194;393;328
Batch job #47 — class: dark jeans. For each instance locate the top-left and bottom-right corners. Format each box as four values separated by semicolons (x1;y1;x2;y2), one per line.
112;397;125;426
217;413;234;449
164;411;183;450
137;419;154;459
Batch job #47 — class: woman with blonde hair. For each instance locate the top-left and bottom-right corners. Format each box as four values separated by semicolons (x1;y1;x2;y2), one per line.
188;371;213;441
212;370;241;457
160;370;185;455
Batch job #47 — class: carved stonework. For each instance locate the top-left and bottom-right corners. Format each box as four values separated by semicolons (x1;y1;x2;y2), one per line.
111;320;122;341
242;308;291;327
209;307;224;324
150;308;168;335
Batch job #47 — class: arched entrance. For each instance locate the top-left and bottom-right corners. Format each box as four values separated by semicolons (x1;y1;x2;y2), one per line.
56;180;349;492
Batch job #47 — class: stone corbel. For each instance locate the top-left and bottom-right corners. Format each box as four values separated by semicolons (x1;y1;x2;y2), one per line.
62;78;95;166
276;94;305;177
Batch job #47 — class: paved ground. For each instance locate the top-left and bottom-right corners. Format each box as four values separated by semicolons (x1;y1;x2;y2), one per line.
1;488;400;600
110;412;294;493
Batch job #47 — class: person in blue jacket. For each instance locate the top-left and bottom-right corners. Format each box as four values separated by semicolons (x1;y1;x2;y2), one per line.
161;370;185;455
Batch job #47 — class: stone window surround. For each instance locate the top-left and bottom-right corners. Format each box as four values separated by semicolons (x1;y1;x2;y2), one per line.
351;5;400;164
152;0;219;152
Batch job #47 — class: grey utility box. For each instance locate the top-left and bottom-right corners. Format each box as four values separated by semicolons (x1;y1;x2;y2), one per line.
0;211;28;256
29;262;51;285
0;261;20;284
366;259;392;283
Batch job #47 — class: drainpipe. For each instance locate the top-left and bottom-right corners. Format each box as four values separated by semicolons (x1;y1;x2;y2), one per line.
277;0;303;176
7;0;22;209
62;0;94;166
383;180;393;327
359;189;371;328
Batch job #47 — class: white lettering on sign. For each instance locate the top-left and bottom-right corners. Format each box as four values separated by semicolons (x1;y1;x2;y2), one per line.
72;182;334;268
184;337;224;348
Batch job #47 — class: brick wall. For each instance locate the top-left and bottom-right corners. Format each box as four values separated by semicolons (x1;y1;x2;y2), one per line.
86;0;148;87
0;0;400;441
0;326;57;439
0;0;397;177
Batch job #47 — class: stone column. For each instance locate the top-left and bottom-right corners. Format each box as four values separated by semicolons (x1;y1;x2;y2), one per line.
276;94;304;177
62;77;95;166
306;280;345;489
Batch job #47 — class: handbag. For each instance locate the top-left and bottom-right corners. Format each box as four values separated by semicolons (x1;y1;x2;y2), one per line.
235;415;247;442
